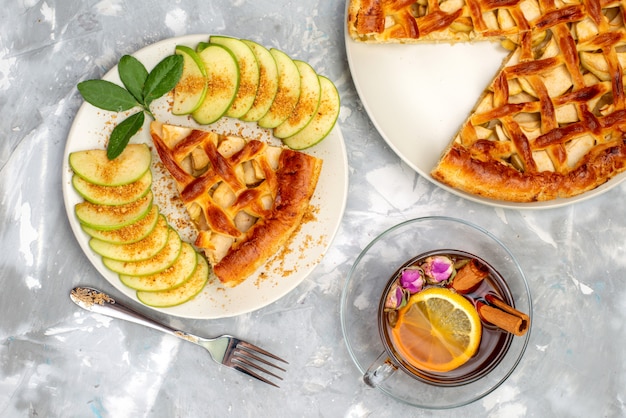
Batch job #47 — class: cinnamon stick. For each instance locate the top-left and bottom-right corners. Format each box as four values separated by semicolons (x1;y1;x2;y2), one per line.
476;295;530;336
451;259;489;293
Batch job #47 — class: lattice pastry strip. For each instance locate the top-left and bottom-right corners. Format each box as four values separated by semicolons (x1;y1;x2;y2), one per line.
432;14;626;200
349;0;626;201
348;0;626;48
346;0;578;42
461;36;621;159
151;122;322;286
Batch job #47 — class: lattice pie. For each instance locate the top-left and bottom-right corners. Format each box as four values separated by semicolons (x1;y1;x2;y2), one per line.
348;0;626;201
151;122;322;286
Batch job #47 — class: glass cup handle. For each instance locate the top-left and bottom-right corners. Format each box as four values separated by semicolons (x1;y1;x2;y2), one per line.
363;351;398;387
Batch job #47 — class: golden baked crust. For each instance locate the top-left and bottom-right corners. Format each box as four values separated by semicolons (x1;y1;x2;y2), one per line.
151;121;322;286
348;0;626;202
432;142;626;201
213;149;321;284
347;0;529;43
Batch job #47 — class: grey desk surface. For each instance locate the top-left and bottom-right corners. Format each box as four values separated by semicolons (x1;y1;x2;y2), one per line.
1;1;624;417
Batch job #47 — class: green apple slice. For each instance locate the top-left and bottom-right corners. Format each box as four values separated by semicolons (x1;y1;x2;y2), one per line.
172;45;208;115
257;48;301;129
273;60;321;138
102;227;182;276
75;191;153;231
81;204;160;244
88;214;169;262
210;36;260;119
120;242;198;291
192;44;240;124
69;144;151;186
240;40;279;122
196;41;210;52
72;170;152;206
282;76;340;150
136;255;209;307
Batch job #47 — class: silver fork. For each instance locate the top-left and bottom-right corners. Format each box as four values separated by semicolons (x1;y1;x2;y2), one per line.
69;287;288;387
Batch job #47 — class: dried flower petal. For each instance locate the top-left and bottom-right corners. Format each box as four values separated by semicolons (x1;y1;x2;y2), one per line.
400;267;425;294
385;282;405;310
422;255;455;283
386;309;399;327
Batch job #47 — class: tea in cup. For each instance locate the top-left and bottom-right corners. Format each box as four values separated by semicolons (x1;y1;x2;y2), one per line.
364;249;529;387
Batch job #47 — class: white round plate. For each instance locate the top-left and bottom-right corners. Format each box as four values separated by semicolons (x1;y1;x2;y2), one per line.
62;34;348;319
344;13;626;209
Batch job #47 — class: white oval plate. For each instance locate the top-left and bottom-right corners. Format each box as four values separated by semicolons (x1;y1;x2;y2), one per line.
344;13;626;209
62;34;348;319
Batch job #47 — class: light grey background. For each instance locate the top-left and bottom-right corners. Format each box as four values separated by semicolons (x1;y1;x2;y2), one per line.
1;1;624;417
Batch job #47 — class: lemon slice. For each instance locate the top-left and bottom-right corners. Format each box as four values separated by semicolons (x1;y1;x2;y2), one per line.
391;287;482;373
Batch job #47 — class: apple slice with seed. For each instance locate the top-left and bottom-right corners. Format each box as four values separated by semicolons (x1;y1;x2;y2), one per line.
72;170;152;206
239;40;279;122
210;36;260;119
69;144;151;186
120;242;198;291
172;45;208;115
81;204;160;245
137;255;209;307
192;44;240;124
257;48;301;129
273;60;321;138
282;75;340;150
88;214;169;262
102;227;182;276
75;191;153;231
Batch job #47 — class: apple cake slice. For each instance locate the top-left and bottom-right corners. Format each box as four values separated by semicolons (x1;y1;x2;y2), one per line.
150;121;322;287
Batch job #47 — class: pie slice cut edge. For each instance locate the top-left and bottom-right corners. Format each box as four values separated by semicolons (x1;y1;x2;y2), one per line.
150;121;322;287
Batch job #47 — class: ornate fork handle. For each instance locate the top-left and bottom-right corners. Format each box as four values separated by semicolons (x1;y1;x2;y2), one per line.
70;287;287;387
70;287;198;342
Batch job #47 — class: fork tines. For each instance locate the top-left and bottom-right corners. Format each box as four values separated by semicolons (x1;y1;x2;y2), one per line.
231;341;288;388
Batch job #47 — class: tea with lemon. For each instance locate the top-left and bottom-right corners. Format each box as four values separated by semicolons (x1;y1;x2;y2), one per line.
380;250;514;386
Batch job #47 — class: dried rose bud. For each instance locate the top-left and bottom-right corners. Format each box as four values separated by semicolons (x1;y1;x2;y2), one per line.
422;255;455;283
400;267;425;294
385;282;406;310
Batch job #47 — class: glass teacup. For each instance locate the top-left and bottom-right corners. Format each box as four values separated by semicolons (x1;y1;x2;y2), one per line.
364;249;524;387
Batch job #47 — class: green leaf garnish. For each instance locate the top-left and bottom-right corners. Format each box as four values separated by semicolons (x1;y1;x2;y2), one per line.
143;54;184;108
106;111;145;160
77;80;139;112
118;55;148;103
77;52;184;160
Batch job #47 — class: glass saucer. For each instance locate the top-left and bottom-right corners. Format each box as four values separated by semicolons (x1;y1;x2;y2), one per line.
340;216;532;409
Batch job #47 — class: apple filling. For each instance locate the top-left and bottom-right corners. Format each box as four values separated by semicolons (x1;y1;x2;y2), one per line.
151;121;322;286
153;123;281;266
450;23;626;174
186;137;279;265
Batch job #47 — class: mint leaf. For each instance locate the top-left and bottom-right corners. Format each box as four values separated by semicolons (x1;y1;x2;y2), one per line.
78;51;184;159
107;111;145;160
119;55;148;103
143;54;184;107
77;79;139;112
